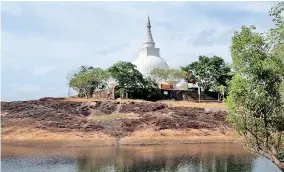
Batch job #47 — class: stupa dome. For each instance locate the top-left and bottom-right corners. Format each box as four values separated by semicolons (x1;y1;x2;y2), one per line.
133;56;169;75
132;16;169;75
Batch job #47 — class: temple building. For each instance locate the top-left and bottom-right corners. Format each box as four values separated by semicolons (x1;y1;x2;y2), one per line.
92;16;219;102
133;16;169;76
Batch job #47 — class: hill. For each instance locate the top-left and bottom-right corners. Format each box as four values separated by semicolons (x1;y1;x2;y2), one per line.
1;98;239;147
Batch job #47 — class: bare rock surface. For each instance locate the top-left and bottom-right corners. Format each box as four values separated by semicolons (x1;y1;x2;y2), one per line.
1;98;230;138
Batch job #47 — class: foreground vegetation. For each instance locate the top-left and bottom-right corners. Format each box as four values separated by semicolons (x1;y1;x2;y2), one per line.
226;2;284;171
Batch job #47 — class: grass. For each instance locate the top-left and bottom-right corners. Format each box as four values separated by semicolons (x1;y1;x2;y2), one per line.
64;97;146;103
158;100;226;109
65;97;226;109
90;113;132;121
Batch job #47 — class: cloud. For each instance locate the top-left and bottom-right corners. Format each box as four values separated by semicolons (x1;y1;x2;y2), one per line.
229;2;275;13
1;1;277;101
9;83;41;93
31;66;57;76
195;2;276;13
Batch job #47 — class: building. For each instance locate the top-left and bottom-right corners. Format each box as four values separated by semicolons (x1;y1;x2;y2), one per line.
133;16;169;76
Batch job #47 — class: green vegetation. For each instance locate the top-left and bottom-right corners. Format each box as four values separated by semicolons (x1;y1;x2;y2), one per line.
68;66;110;98
181;55;233;93
108;61;161;101
150;68;185;86
107;61;144;98
216;85;226;101
68;62;161;101
226;2;284;171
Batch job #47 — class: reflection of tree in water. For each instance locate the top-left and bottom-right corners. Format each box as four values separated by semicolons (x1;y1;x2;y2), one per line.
76;155;116;172
76;149;256;172
189;153;254;172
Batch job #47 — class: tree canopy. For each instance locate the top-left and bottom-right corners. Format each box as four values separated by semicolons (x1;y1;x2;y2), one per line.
150;68;185;86
68;66;110;98
226;2;284;170
107;61;145;95
181;55;232;92
108;61;161;101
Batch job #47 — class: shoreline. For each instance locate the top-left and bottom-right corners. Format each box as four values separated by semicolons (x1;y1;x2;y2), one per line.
2;128;242;148
2;138;242;148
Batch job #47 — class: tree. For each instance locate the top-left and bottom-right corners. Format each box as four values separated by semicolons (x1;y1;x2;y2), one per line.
268;2;284;104
226;4;284;170
142;77;162;101
167;69;186;86
108;61;145;97
185;71;197;84
217;85;225;101
108;61;161;100
68;65;94;97
268;2;284;52
68;66;110;98
77;65;94;74
150;68;169;84
181;56;232;92
150;68;185;86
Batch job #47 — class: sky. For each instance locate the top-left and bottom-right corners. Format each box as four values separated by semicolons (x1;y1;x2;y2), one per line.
1;1;278;101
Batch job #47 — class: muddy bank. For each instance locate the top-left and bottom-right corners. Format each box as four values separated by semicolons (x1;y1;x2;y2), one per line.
1;98;237;146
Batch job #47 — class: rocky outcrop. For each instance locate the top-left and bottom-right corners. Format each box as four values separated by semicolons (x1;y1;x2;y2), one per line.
1;99;230;138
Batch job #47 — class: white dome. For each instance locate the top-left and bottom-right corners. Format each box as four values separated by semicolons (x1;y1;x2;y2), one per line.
133;56;169;75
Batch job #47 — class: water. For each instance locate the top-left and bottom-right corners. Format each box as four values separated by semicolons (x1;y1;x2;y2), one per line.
1;143;280;172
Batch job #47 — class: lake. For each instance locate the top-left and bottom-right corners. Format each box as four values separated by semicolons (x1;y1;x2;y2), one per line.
1;143;280;172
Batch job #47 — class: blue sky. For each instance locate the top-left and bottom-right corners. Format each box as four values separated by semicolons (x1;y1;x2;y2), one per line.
1;1;278;101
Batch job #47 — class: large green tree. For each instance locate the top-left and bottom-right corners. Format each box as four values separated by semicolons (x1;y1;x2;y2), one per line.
107;61;145;97
226;3;284;171
108;61;161;100
181;55;232;92
68;66;110;98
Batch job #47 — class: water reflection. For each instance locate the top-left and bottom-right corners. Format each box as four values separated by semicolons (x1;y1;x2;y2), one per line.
75;144;255;172
2;144;280;172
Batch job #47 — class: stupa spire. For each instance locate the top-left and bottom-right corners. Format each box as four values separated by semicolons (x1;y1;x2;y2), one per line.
144;15;155;48
147;15;151;27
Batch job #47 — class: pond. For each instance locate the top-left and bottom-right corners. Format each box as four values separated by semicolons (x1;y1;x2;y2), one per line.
1;143;281;172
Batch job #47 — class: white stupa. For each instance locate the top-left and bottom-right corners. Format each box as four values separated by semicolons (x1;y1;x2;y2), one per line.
133;16;169;76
